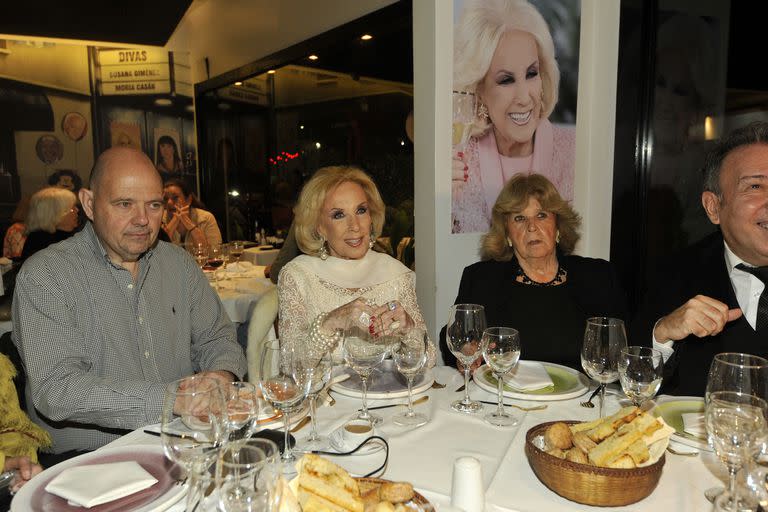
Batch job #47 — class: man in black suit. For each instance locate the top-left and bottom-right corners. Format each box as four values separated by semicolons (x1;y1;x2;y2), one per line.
633;122;768;396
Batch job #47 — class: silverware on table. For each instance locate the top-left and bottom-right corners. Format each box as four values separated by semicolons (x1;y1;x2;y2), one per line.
672;430;707;443
479;401;547;411
431;381;446;389
580;386;601;408
361;395;429;411
666;445;698;457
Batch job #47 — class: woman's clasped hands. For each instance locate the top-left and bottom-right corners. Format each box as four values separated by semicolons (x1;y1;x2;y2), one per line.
321;298;414;338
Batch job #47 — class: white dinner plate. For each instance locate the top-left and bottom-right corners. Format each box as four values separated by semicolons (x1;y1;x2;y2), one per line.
330;360;434;399
473;361;589;401
12;445;185;512
650;395;710;451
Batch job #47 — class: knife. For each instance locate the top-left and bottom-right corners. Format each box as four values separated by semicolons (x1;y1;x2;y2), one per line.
361;395;429;411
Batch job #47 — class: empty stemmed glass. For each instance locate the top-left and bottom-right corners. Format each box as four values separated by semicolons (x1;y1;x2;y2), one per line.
190;242;208;270
293;344;333;452
617;346;663;409
216;438;281;512
343;315;388;425
706;391;768;512
258;339;310;474
446;304;486;414
580;317;627;418
481;327;521;427
221;381;260;445
392;327;430;427
160;375;225;512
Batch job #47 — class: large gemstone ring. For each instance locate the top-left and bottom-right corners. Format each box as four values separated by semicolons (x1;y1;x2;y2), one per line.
388;301;397;311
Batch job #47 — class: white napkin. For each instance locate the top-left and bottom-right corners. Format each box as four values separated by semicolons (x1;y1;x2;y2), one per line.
226;261;254;273
505;361;554;391
45;461;157;508
682;412;706;437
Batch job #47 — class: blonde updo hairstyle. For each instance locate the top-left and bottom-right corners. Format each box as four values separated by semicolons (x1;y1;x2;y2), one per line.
25;186;78;234
294;166;386;257
481;173;581;261
454;0;559;138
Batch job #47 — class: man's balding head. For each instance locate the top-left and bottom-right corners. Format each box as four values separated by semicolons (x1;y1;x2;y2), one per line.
89;147;160;193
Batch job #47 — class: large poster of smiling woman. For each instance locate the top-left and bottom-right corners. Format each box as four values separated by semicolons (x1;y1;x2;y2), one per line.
451;0;581;233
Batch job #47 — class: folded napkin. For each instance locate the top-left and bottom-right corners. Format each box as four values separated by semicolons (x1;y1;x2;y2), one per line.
226;261;254;273
682;412;706;437
506;361;554;391
45;461;157;508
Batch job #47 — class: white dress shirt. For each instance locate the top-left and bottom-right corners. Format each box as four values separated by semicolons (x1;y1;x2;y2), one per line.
653;241;765;361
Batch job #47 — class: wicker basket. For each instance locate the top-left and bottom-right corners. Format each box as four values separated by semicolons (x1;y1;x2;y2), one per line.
525;421;666;507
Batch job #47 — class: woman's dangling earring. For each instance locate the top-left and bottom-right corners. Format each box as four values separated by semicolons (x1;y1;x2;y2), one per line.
477;102;490;123
318;238;329;260
369;230;376;250
506;237;514;247
556;230;561;244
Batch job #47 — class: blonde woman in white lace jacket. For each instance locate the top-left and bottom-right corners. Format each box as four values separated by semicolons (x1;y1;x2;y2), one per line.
277;166;435;366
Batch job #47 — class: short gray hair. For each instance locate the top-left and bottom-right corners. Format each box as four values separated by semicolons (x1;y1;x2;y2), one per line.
703;121;768;196
25;187;77;234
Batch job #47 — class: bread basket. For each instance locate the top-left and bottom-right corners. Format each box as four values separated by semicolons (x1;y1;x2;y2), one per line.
525;421;665;507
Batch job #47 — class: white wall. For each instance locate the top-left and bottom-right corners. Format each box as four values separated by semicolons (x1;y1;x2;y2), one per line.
413;0;621;355
167;0;398;83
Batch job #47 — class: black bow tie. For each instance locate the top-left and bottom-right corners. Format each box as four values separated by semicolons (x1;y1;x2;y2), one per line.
736;263;768;330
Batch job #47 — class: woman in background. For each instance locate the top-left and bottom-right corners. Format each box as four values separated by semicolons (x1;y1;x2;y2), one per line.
20;187;79;261
155;135;183;181
451;0;575;233
162;178;222;248
3;197;29;259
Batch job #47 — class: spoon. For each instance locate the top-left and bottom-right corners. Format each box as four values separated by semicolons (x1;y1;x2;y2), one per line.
0;470;16;490
666;446;698;457
580;386;601;408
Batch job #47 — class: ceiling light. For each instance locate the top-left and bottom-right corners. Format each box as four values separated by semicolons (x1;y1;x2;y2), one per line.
361;34;373;41
308;54;319;61
300;125;304;130
234;81;243;86
400;140;405;146
229;190;240;197
267;69;276;74
154;98;172;106
315;142;321;149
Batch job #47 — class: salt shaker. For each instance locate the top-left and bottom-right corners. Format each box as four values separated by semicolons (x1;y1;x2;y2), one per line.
451;456;485;512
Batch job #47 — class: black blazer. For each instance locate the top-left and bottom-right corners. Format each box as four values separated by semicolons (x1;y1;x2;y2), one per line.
631;231;764;396
440;254;628;370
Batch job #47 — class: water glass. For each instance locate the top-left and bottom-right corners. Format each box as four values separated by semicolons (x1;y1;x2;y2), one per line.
481;327;521;427
618;346;663;408
446;304;486;415
706;353;768;402
222;381;260;444
293;346;333;452
580;317;627;418
392;327;429;427
216;442;268;512
343;316;388;425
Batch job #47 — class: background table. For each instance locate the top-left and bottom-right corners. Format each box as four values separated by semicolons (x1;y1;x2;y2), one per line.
106;365;723;512
242;247;280;267
208;264;273;324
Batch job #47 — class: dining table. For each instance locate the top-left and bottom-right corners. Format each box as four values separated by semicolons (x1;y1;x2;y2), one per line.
86;364;723;512
208;262;273;325
242;246;280;267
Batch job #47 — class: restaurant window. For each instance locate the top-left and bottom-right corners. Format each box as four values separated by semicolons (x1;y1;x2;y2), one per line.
610;0;768;311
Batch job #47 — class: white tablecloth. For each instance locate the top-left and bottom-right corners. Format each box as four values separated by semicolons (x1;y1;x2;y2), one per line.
103;366;722;512
209;265;273;324
242;247;279;267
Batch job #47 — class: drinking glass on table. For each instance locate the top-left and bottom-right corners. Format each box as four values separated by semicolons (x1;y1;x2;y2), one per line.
221;381;260;445
207;243;226;289
617;346;663;408
706;391;768;512
161;375;225;512
216;441;268;512
293;345;333;452
446;304;486;414
258;339;310;475
481;327;521;427
392;327;430;427
231;241;246;265
343;315;389;425
580;317;627;418
190;242;208;270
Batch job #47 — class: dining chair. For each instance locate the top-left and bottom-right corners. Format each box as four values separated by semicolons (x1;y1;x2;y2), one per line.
246;286;278;382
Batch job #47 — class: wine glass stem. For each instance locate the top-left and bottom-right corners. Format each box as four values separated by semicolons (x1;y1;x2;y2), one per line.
360;375;369;416
496;372;505;416
405;377;415;417
727;463;739;508
184;469;201;512
282;408;292;462
463;365;471;404
308;394;319;442
598;383;606;418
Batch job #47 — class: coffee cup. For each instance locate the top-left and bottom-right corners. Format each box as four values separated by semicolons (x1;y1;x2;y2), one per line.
342;419;374;446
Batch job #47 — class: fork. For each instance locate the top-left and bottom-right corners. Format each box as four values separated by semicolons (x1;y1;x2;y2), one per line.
580;386;601;408
479;400;547;411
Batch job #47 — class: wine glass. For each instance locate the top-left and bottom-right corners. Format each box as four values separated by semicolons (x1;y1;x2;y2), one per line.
481;327;521;427
293;345;333;452
190;242;208;270
258;339;310;474
704;353;768;504
216;441;268;512
343;315;389;425
161;375;225;512
231;241;246;266
207;243;225;289
580;317;627;418
446;304;486;414
221;381;260;445
392;327;429;427
706;391;768;512
452;90;476;154
617;346;663;408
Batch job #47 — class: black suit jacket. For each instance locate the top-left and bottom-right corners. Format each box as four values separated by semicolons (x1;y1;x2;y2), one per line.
631;232;765;396
440;254;628;369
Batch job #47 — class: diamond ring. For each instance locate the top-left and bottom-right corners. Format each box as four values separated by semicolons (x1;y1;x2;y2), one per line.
388;301;397;311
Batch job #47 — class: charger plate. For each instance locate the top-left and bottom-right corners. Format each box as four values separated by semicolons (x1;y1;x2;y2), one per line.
474;361;589;401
